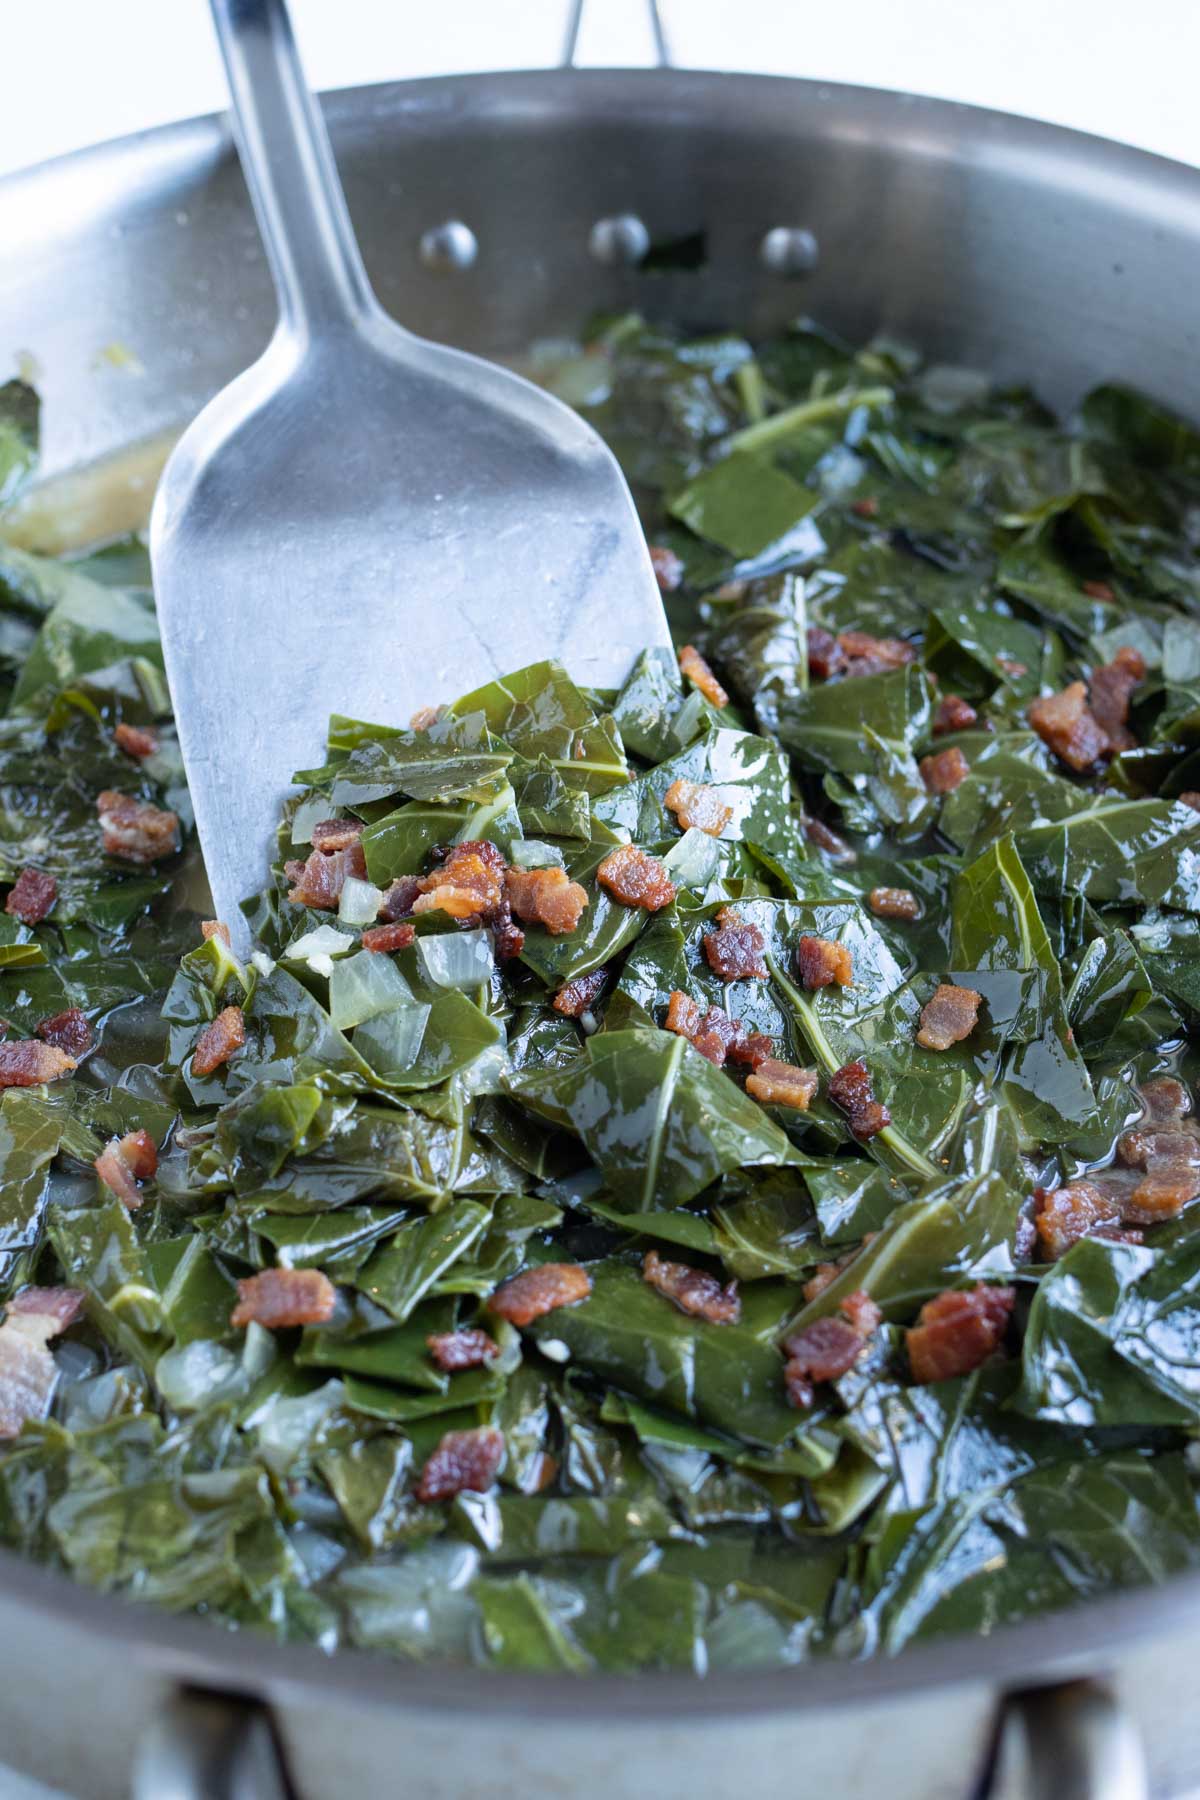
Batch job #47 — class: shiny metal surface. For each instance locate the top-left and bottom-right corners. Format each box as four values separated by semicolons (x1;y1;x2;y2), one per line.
1006;1681;1150;1800
152;1;667;931
1;62;1200;1800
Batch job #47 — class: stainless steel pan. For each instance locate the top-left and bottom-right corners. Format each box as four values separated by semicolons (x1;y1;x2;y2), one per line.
2;55;1199;1800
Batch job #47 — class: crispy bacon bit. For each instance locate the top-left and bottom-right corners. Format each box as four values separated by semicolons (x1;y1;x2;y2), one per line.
1141;1077;1190;1120
97;790;179;864
806;626;847;682
905;1283;1014;1384
285;838;368;909
94;1127;158;1209
378;876;422;922
837;630;916;677
553;969;607;1019
727;1031;774;1070
596;844;676;912
490;1262;592;1326
933;694;978;737
1028;681;1110;772
1082;579;1116;601
114;722;158;759
415;840;506;921
664;989;745;1067
1089;645;1145;753
192;1005;246;1078
746;1057;819;1111
643;1249;740;1325
703;908;767;982
201;920;232;946
409;704;441;731
35;1009;92;1058
361;920;416;954
868;887;920;922
919;746;970;793
803;1242;875;1305
804;815;854;861
231;1268;336;1330
649;544;685;592
310;817;365;853
1116;1128;1200;1170
0;1289;86;1440
415;1425;505;1503
797;935;853;990
0;1041;75;1088
782;1290;882;1407
678;643;728;708
828;1059;891;1141
1034;1182;1120;1260
917;982;982;1051
5;867;56;926
663;777;733;838
851;496;880;519
426;1328;498;1372
505;866;588;936
1179;792;1200;814
1126;1169;1200;1222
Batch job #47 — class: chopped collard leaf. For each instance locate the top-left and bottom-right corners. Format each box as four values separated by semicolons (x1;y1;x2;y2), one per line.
5;316;1200;1672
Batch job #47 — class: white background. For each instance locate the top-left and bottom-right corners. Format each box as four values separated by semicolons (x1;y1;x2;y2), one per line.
3;0;1200;177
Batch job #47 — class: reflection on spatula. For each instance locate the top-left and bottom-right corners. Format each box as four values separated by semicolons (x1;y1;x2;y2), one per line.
151;0;669;937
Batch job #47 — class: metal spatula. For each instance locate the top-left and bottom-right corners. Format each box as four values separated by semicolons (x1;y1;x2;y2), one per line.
151;0;669;935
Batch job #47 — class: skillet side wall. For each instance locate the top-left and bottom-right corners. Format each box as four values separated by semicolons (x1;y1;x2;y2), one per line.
0;67;1199;1800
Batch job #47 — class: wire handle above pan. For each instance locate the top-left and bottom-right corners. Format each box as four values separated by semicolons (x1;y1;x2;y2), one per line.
561;0;671;69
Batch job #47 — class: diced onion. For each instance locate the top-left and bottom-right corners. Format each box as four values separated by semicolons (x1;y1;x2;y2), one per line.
354;1001;431;1074
338;876;384;926
328;950;414;1031
509;839;565;871
417;929;495;991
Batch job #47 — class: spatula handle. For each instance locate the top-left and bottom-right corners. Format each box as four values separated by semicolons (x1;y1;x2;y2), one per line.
208;0;378;337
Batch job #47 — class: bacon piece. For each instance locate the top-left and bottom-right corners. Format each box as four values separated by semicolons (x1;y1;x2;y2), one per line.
409;704;441;731
1141;1077;1190;1121
310;817;365;853
797;934;852;990
851;496;879;519
703;908;767;982
1089;645;1144;753
837;630;916;677
782;1289;881;1407
505;866;588;936
414;840;505;920
664;989;747;1067
905;1284;1014;1384
917;982;982;1051
0;1289;86;1440
804;815;854;861
94;1127;158;1209
285;838;368;909
649;544;684;592
746;1058;818;1111
192;1004;246;1078
1033;1182;1121;1260
868;887;920;922
678;644;728;708
489;1262;592;1327
552;969;607;1019
1179;792;1200;814
828;1059;890;1141
415;1425;505;1503
919;746;970;793
231;1268;336;1330
1082;578;1116;601
643;1249;740;1324
803;1241;877;1304
596;844;676;912
114;722;158;759
1125;1169;1200;1223
35;1009;92;1059
361;920;416;954
663;778;733;838
0;1041;75;1088
5;867;56;926
933;694;978;737
1028;682;1109;772
1116;1128;1200;1170
201;920;232;946
377;876;422;922
727;1031;774;1070
96;790;179;864
806;626;847;682
426;1328;498;1372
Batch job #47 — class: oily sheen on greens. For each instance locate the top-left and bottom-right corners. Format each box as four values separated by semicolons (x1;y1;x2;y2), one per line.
2;316;1200;1674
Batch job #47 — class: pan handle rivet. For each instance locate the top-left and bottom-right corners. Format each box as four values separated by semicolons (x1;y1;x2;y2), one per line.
419;220;478;271
760;227;819;276
589;214;651;266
